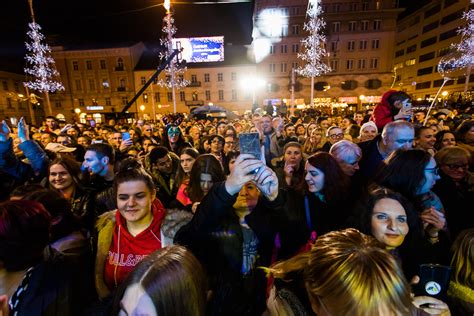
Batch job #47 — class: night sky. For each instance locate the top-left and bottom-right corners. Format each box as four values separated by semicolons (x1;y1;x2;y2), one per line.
1;0;421;71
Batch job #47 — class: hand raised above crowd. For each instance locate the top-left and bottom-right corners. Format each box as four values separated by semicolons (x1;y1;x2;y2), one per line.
0;120;11;142
17;117;30;143
253;164;278;202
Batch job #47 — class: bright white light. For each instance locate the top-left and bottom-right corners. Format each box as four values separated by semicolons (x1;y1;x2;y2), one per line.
441;91;448;97
164;0;170;11
140;105;146;111
74;108;81;114
240;77;266;90
257;9;288;38
253;37;271;63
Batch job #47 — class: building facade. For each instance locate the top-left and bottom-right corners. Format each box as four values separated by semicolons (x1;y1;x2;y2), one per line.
393;0;473;100
252;0;402;110
51;42;145;122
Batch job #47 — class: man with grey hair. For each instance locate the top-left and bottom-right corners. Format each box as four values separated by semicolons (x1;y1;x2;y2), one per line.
358;120;414;180
329;140;362;177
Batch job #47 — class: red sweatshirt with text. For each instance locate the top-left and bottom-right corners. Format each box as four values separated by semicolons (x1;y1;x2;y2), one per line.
104;199;165;290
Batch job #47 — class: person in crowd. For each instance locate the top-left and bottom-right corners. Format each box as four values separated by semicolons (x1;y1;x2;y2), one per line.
223;134;236;155
44;116;59;132
454;119;474;165
163;125;190;155
435;130;457;150
414;110;427;125
175;153;283;315
147;146;180;208
224;150;240;175
374;149;450;276
208;134;225;164
372;90;413;130
302;127;324;155
415;125;437;155
188;125;203;152
82;143;116;212
216;121;227;136
433;146;473;240
267;228;450;316
305;122;318;138
186;154;226;213
175;147;199;208
329;140;362;177
139;136;155;157
94;159;166;300
358;120;414;180
112;245;207;316
447;228;474;316
77;135;92;147
358;121;378;142
40;132;57;148
0;200;84;315
320;126;344;152
274;142;305;190
354;111;365;126
48;156;96;231
295;123;306;138
278;152;351;259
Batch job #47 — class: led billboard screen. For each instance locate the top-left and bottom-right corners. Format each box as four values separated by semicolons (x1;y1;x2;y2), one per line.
173;36;224;63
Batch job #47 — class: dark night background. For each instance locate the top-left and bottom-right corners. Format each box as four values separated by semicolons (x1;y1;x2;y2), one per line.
0;0;426;71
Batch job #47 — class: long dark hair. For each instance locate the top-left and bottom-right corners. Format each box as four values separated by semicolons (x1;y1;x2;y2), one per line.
305;152;350;203
374;149;431;201
187;154;225;203
175;147;199;188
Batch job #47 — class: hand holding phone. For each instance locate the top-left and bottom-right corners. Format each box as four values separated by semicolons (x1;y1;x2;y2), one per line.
122;132;131;141
239;132;262;174
412;264;451;301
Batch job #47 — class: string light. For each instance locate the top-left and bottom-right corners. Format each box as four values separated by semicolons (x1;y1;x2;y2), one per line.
451;6;474;69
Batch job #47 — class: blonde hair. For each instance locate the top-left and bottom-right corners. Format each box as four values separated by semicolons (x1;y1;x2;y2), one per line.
450;229;474;288
269;229;413;316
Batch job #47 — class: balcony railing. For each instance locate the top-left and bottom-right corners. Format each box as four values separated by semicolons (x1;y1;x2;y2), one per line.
185;100;204;106
188;81;202;87
117;87;126;92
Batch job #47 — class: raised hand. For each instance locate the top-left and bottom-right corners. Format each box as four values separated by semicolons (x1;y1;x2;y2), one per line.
420;207;446;237
0;121;11;142
17;117;30;142
225;154;263;196
254;165;278;201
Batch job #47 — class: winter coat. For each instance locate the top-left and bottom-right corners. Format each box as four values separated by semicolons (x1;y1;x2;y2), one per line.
371;90;400;130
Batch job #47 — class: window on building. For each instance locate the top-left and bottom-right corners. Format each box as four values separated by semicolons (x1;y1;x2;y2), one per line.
105;98;111;106
332;3;340;12
231;72;237;81
366;79;382;89
79;98;85;106
269;63;276;72
218;90;224;101
75;79;82;91
372;39;380;49
417;66;433;76
100;60;107;69
54;101;62;108
141;76;146;85
395;49;405;57
370;58;378;69
102;79;109;89
281;63;287;72
143;93;149;103
441;9;464;25
330;60;338;71
86;60;92;70
332;22;340;32
405;58;416;66
373;20;381;30
423;21;439;34
359;40;367;50
217;73;223;81
362;2;369;10
444;0;459;8
438;46;451;57
358;59;366;69
6;98;12;109
349;21;357;31
232;90;237;101
205;90;211;101
179;91;185;101
167;92;173;102
407;44;417;53
292;62;298;69
2;81;8;91
154;93;160;102
341;80;358;90
281;7;289;16
291;6;300;15
439;28;458;41
421;36;437;48
361;20;369;31
72;61;79;71
331;41;338;52
282;25;288;36
292;24;299;35
121;97;128;105
419;52;436;62
117;58;124;70
424;4;441;18
416;81;431;90
349;3;357;11
13;82;19;92
292;44;299;53
346;59;354;70
347;40;355;51
281;45;288;53
204;73;210;82
270;45;275;54
88;79;95;90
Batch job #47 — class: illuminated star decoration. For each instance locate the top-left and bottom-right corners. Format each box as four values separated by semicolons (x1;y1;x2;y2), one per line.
24;22;64;93
157;9;189;89
296;0;331;78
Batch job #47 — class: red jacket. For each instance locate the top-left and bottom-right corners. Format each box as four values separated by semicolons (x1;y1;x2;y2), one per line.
371;90;399;130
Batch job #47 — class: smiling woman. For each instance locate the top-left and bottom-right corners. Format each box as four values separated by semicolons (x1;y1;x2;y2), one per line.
94;158;166;300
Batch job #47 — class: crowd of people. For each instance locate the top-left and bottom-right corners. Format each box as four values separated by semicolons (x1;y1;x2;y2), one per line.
0;89;473;315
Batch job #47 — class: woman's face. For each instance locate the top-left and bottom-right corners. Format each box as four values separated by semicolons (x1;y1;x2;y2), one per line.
305;162;325;193
233;182;260;210
210;138;223;154
143;140;152;152
228;158;237;174
310;130;322;145
180;153;196;174
307;124;317;136
284;146;302;167
465;126;474;143
371;198;409;250
119;283;157;316
49;164;74;191
418;157;440;195
360;126;377;142
440;157;469;182
441;133;456;148
117;180;155;225
200;173;214;195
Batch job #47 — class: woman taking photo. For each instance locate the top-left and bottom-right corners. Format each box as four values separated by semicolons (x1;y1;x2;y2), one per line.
279;152;351;259
95;159;166;300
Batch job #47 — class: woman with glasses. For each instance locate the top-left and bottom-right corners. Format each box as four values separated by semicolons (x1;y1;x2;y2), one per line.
433;146;473;241
320;126;344;152
375;149;450;277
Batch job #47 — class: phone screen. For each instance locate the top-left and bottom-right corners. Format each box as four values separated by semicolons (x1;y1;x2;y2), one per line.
122;132;131;141
239;133;261;160
413;264;451;300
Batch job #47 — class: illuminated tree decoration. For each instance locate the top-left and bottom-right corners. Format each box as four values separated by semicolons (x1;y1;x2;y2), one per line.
24;22;64;94
452;5;474;68
297;0;331;107
157;10;189;90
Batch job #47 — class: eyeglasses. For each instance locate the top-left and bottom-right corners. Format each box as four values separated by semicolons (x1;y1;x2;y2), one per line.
329;133;344;139
424;167;439;176
445;163;468;171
